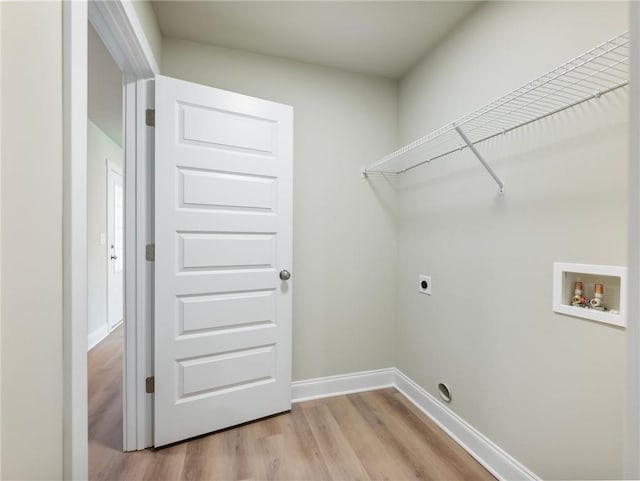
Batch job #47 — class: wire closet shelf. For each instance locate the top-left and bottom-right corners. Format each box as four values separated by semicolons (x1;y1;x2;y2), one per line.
362;31;630;192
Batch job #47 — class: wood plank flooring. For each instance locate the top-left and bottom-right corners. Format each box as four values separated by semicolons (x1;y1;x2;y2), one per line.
89;328;495;481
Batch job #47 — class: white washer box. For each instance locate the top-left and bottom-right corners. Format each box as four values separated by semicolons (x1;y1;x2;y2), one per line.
553;262;627;328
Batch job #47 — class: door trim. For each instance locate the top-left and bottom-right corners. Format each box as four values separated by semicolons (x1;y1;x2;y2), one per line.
91;0;158;454
88;0;158;77
62;3;88;479
124;78;155;451
64;1;158;478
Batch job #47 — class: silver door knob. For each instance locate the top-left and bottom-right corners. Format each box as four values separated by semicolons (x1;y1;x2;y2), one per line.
279;270;291;281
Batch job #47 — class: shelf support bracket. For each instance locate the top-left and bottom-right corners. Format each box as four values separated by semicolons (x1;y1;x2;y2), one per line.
454;125;504;194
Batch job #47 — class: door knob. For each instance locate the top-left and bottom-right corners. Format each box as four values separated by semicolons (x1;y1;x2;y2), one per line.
279;269;291;281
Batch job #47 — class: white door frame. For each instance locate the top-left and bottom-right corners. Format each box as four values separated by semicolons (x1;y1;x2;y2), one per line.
63;3;88;479
64;1;157;478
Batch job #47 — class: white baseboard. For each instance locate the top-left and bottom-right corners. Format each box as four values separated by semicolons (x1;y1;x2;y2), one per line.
393;369;539;481
290;367;538;481
88;323;109;351
291;368;395;403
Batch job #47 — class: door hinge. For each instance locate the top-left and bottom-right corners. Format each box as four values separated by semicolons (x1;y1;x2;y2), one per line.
145;109;155;127
146;376;155;394
145;244;155;261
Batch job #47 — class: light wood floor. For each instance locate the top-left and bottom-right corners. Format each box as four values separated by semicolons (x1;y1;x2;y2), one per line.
89;327;495;481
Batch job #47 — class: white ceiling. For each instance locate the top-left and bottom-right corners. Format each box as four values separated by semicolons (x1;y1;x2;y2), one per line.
152;1;480;79
88;23;123;146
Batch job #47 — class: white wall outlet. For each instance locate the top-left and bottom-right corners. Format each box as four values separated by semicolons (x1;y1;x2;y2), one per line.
419;275;432;295
99;232;106;246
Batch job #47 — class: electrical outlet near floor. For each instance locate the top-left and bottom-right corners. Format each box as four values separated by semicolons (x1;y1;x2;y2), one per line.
419;275;432;295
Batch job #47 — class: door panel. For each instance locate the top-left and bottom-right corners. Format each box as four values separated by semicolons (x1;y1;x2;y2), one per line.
179;169;277;212
180;103;276;153
154;75;293;447
177;345;276;399
179;233;276;271
178;290;276;334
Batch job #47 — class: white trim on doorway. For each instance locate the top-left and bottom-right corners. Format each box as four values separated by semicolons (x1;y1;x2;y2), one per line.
64;1;158;478
90;0;158;456
88;1;158;77
121;77;155;451
62;2;88;479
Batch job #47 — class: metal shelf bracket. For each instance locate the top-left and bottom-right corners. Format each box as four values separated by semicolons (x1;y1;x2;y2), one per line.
454;125;504;195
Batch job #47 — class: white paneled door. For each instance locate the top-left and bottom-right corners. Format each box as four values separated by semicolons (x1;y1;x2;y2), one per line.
154;75;293;447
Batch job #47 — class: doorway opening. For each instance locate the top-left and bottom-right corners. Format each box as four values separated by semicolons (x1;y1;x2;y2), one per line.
87;19;126;474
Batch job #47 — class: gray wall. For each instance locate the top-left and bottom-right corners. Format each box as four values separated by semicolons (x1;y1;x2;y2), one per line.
391;2;628;479
162;38;399;380
87;120;123;342
1;2;64;478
